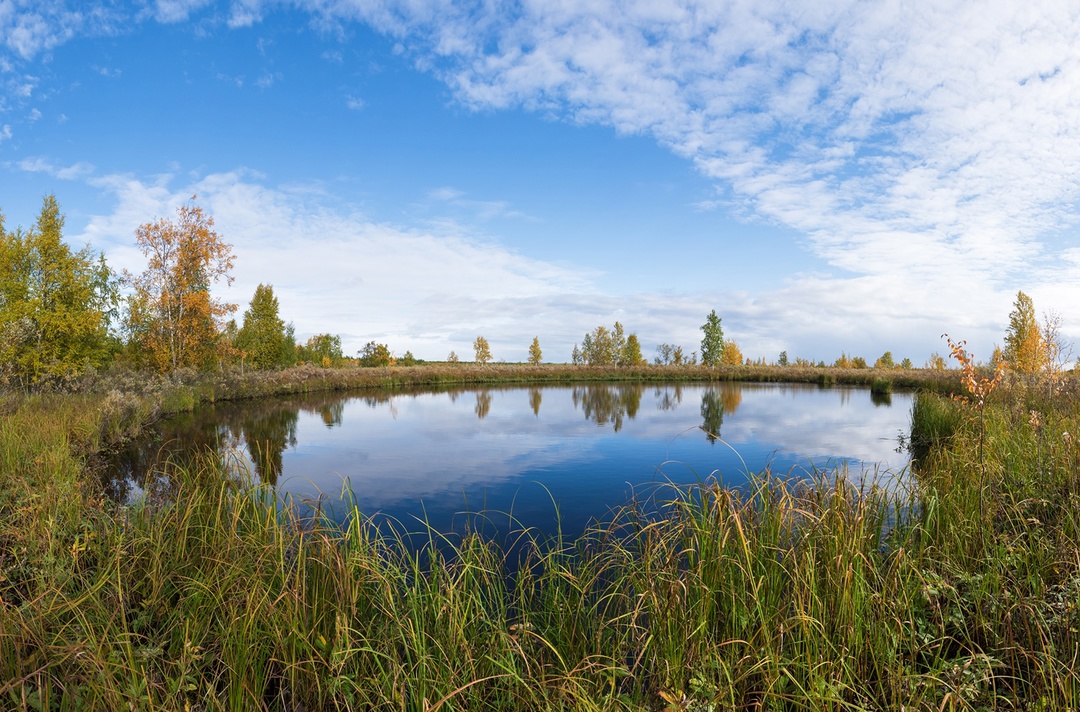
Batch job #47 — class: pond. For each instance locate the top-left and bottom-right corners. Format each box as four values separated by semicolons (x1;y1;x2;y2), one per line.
105;382;912;541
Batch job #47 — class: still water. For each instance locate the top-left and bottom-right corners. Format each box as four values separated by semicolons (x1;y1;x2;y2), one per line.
106;382;912;540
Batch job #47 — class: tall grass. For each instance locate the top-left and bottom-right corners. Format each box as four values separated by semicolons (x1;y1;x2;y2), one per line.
2;375;1079;709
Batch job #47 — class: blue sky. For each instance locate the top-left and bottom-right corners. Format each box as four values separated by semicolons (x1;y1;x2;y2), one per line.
3;1;1080;364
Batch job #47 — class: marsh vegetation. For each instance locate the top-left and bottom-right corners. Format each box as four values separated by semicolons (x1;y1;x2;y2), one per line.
1;360;1079;710
2;195;1078;708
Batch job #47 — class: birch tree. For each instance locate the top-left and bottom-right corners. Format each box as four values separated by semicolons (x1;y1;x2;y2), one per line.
126;198;235;372
0;196;117;385
474;336;492;364
1003;291;1043;375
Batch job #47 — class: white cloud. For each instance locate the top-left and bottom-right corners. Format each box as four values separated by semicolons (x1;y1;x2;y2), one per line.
5;10;64;60
15;156;1047;364
1;2;122;62
290;0;1080;358
0;124;11;142
396;1;1080;285
151;0;213;24
228;0;264;28
344;93;363;110
255;71;278;89
71;169;612;359
17;155;94;179
424;186;531;222
8;1;1080;361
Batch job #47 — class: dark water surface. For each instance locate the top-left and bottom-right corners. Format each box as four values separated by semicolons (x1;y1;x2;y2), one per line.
106;382;912;540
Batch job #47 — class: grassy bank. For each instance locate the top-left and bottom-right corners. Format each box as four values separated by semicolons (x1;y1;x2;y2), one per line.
2;368;1077;709
68;361;962;417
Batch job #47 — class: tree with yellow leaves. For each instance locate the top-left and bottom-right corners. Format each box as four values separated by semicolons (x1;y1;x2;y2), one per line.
125;198;236;372
0;196;118;386
621;334;646;366
474;336;492;365
720;339;743;366
1003;291;1043;375
358;341;394;367
300;333;342;366
528;336;543;365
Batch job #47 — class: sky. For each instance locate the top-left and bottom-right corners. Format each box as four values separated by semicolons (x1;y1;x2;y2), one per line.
2;0;1080;364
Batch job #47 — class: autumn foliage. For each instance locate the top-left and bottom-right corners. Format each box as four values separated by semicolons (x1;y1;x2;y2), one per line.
720;338;743;366
125;199;236;373
574;322;644;366
1003;290;1044;375
473;336;492;365
0;196;117;386
944;334;1006;410
528;336;543;365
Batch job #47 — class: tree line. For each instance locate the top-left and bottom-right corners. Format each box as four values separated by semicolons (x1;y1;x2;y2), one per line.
0;196;349;386
0;196;1069;388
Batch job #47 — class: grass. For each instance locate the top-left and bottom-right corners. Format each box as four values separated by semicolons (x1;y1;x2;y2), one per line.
67;361;962;407
2;366;1079;709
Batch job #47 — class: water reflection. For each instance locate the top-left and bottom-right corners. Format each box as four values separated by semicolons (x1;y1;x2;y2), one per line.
700;389;724;443
106;383;913;541
655;384;683;411
475;390;492;419
699;384;744;444
571;384;644;431
871;391;892;407
319;401;344;428
227;404;299;486
104;408;231;505
104;393;336;503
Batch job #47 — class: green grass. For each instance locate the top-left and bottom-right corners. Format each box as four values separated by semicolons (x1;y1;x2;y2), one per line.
2;370;1079;709
871;377;893;395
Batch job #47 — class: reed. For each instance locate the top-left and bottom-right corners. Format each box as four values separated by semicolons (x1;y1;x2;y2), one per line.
68;362;963;410
2;373;1079;709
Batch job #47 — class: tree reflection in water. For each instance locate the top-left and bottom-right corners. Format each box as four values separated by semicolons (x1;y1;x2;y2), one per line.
103;393;346;501
101;383;913;529
227;404;299;486
101;406;240;506
655;384;683;411
570;384;644;431
319;401;344;428
475;390;492;419
700;384;744;444
700;389;723;443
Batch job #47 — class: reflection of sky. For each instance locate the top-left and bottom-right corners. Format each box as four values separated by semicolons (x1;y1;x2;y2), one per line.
710;384;911;471
256;383;912;538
